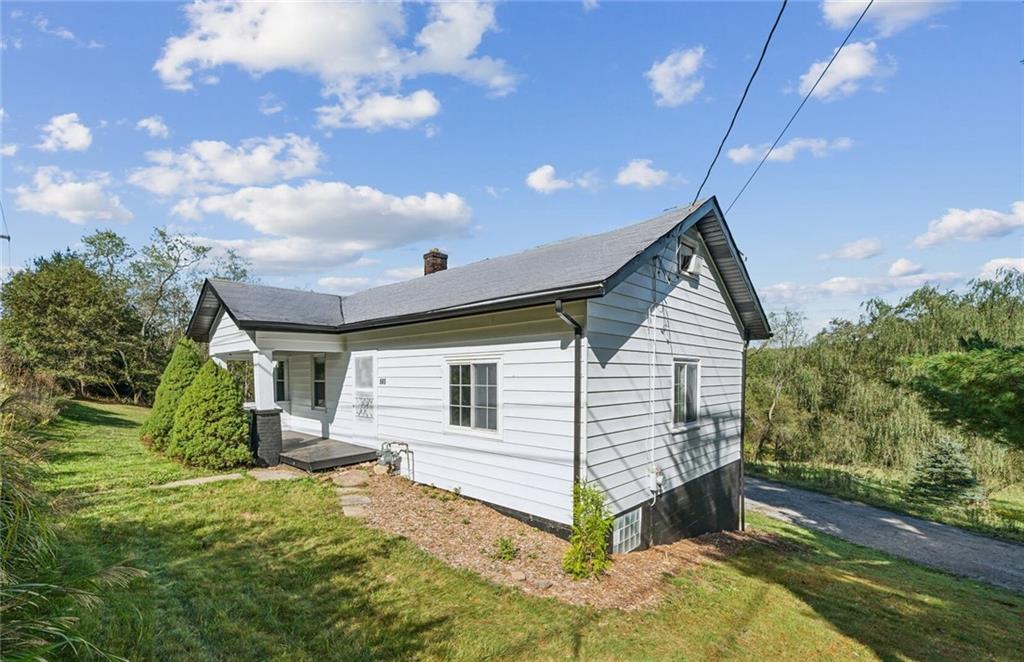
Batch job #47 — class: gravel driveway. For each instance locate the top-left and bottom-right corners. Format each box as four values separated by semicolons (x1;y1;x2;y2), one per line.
745;477;1024;594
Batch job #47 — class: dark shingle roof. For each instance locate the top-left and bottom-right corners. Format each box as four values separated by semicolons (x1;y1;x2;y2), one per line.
186;198;771;340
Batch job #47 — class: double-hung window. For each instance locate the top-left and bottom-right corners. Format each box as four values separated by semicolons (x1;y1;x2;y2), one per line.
673;358;700;426
312;355;326;409
273;360;288;402
449;361;498;431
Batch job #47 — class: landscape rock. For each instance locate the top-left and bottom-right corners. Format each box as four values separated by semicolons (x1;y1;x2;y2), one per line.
335;487;365;495
332;471;370;487
532;579;553;589
249;468;304;481
373;464;390;476
511;570;527;581
342;506;368;518
340;494;371;506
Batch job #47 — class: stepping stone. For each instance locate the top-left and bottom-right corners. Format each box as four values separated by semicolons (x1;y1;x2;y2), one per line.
249;468;304;481
335;487;365;495
332;471;370;487
340;494;371;506
342;506;368;518
153;473;244;489
511;570;527;581
532;579;553;589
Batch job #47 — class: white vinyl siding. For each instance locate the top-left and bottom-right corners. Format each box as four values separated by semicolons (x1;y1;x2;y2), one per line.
208;310;257;355
586;229;745;516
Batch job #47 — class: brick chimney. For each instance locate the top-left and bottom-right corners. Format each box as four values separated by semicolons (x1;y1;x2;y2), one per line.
423;248;448;275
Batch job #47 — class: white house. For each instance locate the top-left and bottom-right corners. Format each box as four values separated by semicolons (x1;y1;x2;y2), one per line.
185;198;771;550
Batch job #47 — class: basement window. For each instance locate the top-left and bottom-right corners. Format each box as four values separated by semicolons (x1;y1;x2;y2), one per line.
673;358;700;426
612;509;642;553
448;362;498;431
274;360;288;402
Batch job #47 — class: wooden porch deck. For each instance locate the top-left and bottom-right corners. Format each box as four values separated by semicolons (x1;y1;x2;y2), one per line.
278;431;378;472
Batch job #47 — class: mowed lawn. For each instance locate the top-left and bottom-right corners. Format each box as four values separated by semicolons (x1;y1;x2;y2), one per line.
41;401;1024;661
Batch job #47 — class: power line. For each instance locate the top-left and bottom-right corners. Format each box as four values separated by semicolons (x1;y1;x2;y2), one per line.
692;0;788;204
725;0;875;214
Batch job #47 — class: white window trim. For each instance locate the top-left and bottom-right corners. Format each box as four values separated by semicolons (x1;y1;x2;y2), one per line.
443;355;503;439
311;354;327;411
672;357;702;432
274;359;289;403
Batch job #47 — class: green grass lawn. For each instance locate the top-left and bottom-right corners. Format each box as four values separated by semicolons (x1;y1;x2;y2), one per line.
40;401;1024;660
747;461;1024;544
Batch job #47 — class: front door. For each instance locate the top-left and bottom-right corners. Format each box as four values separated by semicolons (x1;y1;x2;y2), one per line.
352;351;378;448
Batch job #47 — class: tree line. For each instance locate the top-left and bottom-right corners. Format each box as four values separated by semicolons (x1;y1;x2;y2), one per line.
0;228;253;404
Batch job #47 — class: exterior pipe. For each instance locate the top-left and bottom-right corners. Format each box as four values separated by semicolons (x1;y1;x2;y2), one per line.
554;300;583;486
739;334;750;531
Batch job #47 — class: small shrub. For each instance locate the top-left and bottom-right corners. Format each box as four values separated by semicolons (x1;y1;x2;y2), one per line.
562;482;613;579
141;338;203;451
907;437;979;504
492;537;520;561
168;360;251;469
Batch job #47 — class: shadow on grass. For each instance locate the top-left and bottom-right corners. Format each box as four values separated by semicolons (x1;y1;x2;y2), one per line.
59;489;450;660
56;401;139;430
712;525;1024;660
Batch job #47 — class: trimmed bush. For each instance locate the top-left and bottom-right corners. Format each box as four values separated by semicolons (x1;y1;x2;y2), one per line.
907;437;979;504
140;338;203;451
168;360;251;469
562;482;614;579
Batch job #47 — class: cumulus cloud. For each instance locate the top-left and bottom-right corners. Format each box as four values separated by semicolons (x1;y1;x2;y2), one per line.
383;265;425;281
129;134;322;197
799;41;887;100
525;165;574;194
0;144;18;157
615;159;668;189
728;137;853;164
317;90;441;130
646;46;705;107
818;237;883;260
154;1;515;130
763;269;960;303
913;201;1024;248
36;112;92;151
887;258;923;277
136;115;170;138
317;276;371;295
13;166;133;224
179;180;471;271
259;93;285;116
582;0;600;12
980;257;1024;280
822;0;949;38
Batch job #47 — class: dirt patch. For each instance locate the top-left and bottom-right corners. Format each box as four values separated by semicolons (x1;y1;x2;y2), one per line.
363;473;788;610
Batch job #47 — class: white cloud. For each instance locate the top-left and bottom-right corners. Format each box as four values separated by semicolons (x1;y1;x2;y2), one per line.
13;166;133;224
154;1;515;130
980;257;1024;280
763;269;960;303
317;276;371;295
582;0;600;12
728;137;853;164
384;266;425;281
136;115;170;138
0;144;18;157
0;107;6;121
317;90;440;130
818;237;883;260
646;46;705;107
129;134;322;196
822;1;949;38
615;159;669;189
799;41;885;100
180;180;471;271
259;93;285;116
32;14;74;40
525;165;573;194
913;201;1024;248
36;112;92;152
1;36;23;50
887;258;923;277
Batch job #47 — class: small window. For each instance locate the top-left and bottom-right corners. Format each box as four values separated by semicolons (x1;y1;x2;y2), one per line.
448;361;497;431
673;359;700;426
312;355;326;409
274;360;288;401
612;509;641;553
354;355;374;419
677;237;698;275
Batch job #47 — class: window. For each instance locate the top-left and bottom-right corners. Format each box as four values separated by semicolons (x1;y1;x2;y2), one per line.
354;355;374;419
448;362;497;431
274;360;288;401
612;509;641;553
677;237;699;276
673;359;700;426
312;355;326;409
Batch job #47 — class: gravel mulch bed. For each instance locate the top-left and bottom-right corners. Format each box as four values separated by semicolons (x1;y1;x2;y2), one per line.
362;472;792;611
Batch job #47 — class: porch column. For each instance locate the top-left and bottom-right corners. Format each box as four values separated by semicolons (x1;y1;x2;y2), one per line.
251;350;282;466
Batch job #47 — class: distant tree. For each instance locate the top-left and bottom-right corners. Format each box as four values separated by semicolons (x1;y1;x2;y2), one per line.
140;338;204;451
907;437;979;503
745;309;808;462
0;252;138;397
909;338;1024;452
169;360;251;469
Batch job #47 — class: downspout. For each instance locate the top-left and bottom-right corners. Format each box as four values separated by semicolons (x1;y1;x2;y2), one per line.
554;300;583;487
740;333;750;531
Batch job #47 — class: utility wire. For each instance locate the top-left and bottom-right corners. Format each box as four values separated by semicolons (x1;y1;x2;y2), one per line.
725;0;874;214
692;0;788;204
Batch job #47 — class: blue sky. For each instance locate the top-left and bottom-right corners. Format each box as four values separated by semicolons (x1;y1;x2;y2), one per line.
1;1;1021;332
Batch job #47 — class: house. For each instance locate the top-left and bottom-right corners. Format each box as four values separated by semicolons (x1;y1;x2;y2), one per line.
185;197;771;550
